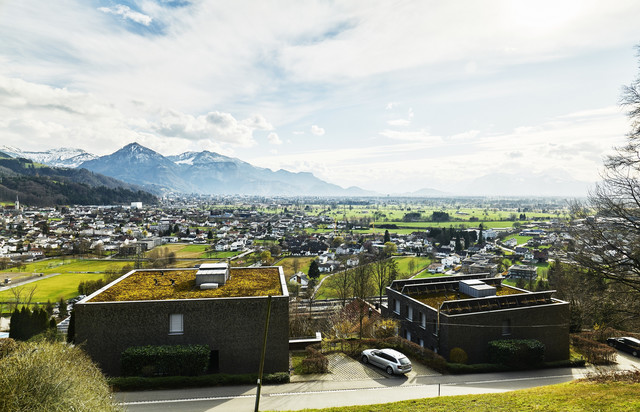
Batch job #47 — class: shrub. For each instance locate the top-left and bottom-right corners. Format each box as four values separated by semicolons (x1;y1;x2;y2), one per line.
301;346;329;374
449;347;468;364
0;338;18;359
570;334;616;365
488;339;545;368
0;341;120;411
121;344;210;377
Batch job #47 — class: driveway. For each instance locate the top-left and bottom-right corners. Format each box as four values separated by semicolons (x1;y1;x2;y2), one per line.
290;352;441;383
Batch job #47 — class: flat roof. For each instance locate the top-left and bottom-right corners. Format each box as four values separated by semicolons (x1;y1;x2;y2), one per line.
88;267;283;302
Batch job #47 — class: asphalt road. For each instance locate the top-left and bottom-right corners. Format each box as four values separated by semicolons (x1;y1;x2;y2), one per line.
117;366;592;411
116;349;640;412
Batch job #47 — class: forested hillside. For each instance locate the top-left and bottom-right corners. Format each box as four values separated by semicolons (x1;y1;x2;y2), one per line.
0;157;157;206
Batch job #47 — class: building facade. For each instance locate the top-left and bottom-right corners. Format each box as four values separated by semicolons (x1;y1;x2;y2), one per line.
74;265;289;376
384;273;569;364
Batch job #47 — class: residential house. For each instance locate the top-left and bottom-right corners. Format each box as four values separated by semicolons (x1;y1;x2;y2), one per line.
384;273;569;364
74;263;289;376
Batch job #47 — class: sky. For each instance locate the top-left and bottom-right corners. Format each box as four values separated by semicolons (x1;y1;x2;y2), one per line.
1;1;640;196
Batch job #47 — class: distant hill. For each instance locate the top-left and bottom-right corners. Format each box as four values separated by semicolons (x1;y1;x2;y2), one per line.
80;142;375;196
0;157;157;207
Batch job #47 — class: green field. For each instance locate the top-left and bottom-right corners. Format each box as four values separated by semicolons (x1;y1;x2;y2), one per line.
0;259;136;307
0;272;106;304
277;257;315;276
394;256;433;277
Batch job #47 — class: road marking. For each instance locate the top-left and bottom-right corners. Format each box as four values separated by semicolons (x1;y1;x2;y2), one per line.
121;394;255;405
120;373;583;405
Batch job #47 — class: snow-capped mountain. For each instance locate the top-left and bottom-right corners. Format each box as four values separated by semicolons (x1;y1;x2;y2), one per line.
0;146;97;168
80;143;374;196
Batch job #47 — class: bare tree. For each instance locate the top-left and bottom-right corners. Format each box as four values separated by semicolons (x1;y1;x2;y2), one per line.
568;47;640;330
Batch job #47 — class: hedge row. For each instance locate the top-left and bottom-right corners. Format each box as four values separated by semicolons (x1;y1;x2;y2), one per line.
570;334;616;365
301;346;328;374
488;339;545;369
121;344;210;377
109;372;290;391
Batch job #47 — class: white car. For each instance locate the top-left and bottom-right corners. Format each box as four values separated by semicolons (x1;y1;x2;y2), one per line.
361;348;412;375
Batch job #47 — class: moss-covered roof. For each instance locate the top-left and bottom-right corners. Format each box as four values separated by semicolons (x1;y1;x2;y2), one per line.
88;267;283;302
412;285;524;309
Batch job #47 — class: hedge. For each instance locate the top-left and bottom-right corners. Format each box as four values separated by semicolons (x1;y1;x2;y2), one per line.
488;339;545;369
121;344;210;377
109;372;290;391
570;334;616;365
301;346;329;374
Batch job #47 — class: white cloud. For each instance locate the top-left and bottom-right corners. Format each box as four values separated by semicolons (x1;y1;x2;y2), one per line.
267;132;282;145
98;5;152;26
311;125;325;136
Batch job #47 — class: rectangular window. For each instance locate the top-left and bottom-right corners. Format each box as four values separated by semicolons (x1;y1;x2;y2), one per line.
169;313;183;335
502;319;511;336
394;299;400;314
407;305;413;321
420;312;426;329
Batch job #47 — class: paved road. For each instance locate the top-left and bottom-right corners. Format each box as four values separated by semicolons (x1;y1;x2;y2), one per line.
117;368;586;411
117;349;640;412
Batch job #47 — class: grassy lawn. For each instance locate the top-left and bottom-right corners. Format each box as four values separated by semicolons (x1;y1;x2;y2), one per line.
394;256;432;277
503;235;533;245
288;381;640;411
277;257;315;276
0;272;105;303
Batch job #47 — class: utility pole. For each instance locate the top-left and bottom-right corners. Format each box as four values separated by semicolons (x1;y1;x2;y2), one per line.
254;295;272;412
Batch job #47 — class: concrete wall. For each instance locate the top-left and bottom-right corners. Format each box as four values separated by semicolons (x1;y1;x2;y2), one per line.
75;295;289;376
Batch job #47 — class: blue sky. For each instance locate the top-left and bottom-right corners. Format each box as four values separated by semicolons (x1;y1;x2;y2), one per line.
1;1;639;196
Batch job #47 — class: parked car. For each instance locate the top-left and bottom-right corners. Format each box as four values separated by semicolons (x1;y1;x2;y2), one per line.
360;348;412;375
607;336;640;357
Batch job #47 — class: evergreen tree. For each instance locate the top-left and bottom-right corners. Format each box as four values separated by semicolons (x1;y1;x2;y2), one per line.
9;308;21;340
383;230;390;243
308;260;320;279
58;298;68;319
67;310;75;344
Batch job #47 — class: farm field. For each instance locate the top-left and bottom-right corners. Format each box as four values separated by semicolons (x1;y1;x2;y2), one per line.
276;257;315;276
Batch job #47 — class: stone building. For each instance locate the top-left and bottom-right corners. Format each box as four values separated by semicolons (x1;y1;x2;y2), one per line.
74;263;289;376
384;273;569;364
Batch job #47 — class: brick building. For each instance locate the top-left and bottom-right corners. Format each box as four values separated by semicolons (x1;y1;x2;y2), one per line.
384;273;569;364
74;263;289;376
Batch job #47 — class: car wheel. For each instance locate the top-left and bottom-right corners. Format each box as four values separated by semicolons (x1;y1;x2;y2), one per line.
386;366;394;375
361;355;368;364
633;351;638;357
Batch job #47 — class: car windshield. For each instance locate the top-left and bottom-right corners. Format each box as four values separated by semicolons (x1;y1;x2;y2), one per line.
399;357;410;365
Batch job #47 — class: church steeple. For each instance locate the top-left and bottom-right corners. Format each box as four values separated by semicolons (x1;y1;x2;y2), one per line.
15;196;19;211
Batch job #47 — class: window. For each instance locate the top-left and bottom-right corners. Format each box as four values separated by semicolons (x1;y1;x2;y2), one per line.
419;339;424;348
407;305;413;321
502;319;511;336
394;299;400;314
169;313;183;335
420;312;426;329
406;330;412;341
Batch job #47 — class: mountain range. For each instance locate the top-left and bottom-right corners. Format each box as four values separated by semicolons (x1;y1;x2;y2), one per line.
4;143;375;197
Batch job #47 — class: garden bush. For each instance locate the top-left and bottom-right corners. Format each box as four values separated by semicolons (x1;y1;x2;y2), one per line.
449;347;468;364
121;344;210;377
488;339;545;369
301;346;329;374
0;341;120;411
